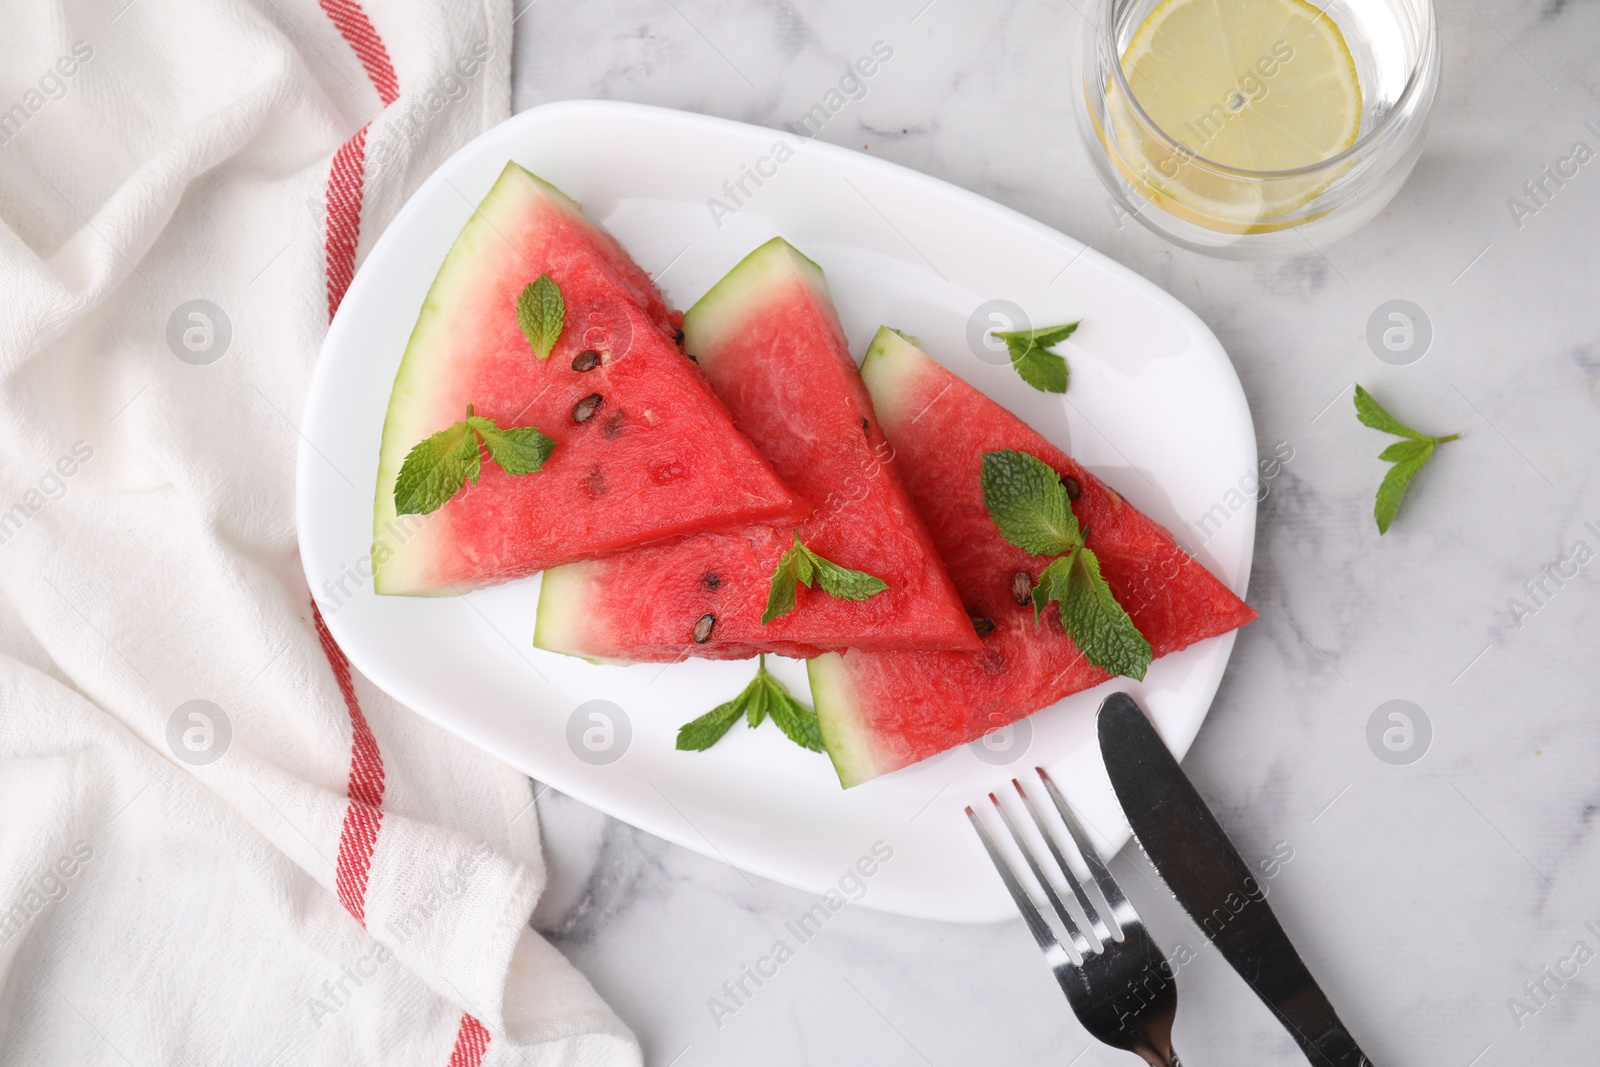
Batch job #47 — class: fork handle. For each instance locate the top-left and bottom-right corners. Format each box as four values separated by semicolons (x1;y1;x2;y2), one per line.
1124;1000;1180;1067
1131;1037;1179;1067
1133;1048;1178;1067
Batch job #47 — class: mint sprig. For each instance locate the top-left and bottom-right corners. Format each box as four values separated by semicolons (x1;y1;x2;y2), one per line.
991;320;1079;394
516;273;565;360
1354;385;1458;535
982;449;1151;680
762;531;888;625
676;655;824;753
394;406;555;515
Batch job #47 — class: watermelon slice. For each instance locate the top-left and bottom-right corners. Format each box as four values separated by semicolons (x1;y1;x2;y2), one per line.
534;239;979;661
372;163;806;595
810;328;1257;786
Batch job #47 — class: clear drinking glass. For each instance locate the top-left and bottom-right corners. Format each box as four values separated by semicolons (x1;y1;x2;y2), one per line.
1075;0;1440;258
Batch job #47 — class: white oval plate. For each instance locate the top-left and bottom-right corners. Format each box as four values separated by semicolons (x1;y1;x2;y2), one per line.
298;101;1256;924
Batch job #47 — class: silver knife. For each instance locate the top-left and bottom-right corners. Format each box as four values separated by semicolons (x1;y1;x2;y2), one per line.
1096;692;1374;1067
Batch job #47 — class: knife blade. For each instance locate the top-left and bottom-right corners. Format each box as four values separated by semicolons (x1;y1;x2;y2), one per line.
1096;692;1374;1067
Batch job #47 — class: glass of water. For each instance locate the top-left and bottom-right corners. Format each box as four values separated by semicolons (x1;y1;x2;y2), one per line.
1075;0;1440;258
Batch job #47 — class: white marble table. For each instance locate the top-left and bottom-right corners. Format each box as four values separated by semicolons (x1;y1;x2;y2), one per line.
512;3;1600;1063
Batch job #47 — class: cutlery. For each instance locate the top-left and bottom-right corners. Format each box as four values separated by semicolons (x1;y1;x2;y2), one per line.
1097;691;1374;1067
968;769;1181;1066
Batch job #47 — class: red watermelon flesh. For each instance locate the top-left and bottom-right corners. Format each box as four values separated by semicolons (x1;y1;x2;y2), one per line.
810;328;1257;786
373;163;806;595
534;239;980;661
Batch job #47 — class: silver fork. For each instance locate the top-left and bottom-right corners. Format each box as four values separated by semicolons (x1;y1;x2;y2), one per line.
968;767;1181;1067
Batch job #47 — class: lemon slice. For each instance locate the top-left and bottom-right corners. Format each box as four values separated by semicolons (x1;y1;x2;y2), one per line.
1104;0;1363;233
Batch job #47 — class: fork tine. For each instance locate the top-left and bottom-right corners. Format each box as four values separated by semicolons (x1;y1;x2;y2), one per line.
1013;778;1114;947
973;789;1183;1067
988;792;1094;958
1036;767;1138;938
965;805;1066;959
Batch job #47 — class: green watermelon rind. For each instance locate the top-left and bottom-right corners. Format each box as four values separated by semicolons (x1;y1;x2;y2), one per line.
806;653;884;788
809;326;930;788
856;326;927;424
681;237;829;364
372;161;586;596
532;563;608;664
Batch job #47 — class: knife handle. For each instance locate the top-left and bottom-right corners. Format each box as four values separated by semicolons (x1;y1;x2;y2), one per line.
1307;1032;1371;1067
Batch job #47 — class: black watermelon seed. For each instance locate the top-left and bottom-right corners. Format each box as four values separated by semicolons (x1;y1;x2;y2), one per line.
701;572;721;590
1060;474;1082;501
692;613;715;644
1010;571;1033;606
603;410;626;438
571;393;604;423
686;353;698;364
674;327;685;343
860;416;870;434
969;614;994;638
572;349;601;372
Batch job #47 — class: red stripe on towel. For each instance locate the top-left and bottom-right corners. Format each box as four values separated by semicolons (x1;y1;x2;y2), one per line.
319;0;400;105
314;0;396;932
313;601;386;926
316;17;495;1063
322;126;370;321
447;1014;492;1067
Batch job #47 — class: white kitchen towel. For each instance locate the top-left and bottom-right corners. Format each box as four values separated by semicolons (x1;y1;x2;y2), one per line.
0;1;639;1064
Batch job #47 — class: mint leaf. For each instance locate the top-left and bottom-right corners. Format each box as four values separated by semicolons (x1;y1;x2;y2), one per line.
792;537;816;588
394;421;480;515
1353;384;1430;440
1033;546;1151;680
1377;439;1429;463
767;688;824;752
1373;439;1434;535
517;273;565;360
762;539;804;624
1031;552;1076;622
1009;341;1069;393
394;408;555;515
981;450;1079;556
745;677;769;728
1354;385;1458;535
1029;322;1079;347
675;692;748;751
994;321;1080;348
808;553;889;601
469;418;555;475
762;532;888;624
676;657;823;753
